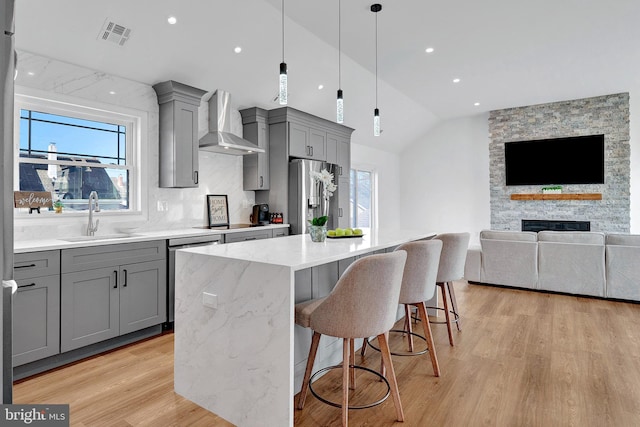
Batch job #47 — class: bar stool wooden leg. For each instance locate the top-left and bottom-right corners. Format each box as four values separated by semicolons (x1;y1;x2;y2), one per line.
377;332;405;422
349;339;356;390
360;336;368;357
404;304;414;352
446;281;462;331
440;283;455;346
297;331;321;410
416;302;440;377
342;338;350;427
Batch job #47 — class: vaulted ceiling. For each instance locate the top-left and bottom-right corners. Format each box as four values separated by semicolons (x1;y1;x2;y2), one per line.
14;0;640;152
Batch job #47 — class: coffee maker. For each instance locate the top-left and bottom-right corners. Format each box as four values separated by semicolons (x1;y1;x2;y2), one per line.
250;204;270;226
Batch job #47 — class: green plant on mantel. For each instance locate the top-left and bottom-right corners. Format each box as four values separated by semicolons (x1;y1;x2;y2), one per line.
542;185;562;194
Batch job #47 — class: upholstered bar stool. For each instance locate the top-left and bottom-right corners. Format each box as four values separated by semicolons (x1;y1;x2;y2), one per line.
429;232;470;346
361;240;443;376
295;251;408;427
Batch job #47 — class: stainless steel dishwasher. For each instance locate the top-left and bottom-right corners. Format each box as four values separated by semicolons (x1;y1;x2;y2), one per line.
167;234;223;325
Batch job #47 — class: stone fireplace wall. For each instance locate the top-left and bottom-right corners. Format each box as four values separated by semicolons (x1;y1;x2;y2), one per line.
489;93;630;233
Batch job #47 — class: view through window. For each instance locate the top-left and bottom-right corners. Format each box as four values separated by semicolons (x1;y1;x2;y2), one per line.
350;168;373;229
18;109;131;211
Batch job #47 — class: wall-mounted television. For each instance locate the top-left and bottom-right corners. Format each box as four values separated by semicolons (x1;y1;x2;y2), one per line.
504;134;605;186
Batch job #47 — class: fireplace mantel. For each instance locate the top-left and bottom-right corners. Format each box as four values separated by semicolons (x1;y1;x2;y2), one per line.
510;193;602;201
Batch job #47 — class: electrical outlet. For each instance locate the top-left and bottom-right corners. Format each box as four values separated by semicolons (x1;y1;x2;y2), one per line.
157;200;168;211
202;292;218;309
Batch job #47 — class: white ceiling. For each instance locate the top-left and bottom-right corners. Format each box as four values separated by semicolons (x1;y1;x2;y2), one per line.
14;0;640;153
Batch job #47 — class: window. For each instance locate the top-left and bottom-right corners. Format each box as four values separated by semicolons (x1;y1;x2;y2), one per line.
16;95;138;213
350;168;375;229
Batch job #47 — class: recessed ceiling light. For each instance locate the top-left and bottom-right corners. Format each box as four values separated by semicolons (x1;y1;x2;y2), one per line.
27;71;35;76
109;91;116;95
234;46;242;53
318;84;324;90
167;16;177;25
425;47;434;53
453;78;461;83
474;102;480;106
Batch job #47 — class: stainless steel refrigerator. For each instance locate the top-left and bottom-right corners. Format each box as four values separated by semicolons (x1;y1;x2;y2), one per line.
288;159;340;235
1;0;16;404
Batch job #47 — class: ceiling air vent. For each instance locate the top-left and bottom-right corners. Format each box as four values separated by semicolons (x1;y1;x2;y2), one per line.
98;18;132;46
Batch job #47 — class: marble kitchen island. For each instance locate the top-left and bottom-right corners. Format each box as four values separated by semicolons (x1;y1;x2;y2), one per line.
174;228;436;427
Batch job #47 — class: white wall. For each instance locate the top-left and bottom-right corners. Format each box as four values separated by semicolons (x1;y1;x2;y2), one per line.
351;143;401;229
399;114;490;244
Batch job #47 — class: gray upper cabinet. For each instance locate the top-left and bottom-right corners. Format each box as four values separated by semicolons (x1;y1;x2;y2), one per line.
13;251;60;367
240;108;270;190
61;241;166;352
153;80;207;188
326;132;350;177
288;122;326;161
266;107;354;227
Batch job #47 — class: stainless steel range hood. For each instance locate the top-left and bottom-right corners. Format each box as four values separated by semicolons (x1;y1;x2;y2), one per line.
199;90;264;155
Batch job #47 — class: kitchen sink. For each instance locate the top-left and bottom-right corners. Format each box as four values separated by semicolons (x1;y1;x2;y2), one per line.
61;233;140;242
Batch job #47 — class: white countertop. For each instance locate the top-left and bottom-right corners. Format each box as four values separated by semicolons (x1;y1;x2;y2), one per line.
13;224;290;253
181;228;436;270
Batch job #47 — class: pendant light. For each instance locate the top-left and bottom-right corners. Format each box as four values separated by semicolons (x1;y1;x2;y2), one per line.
336;0;344;123
371;4;382;136
279;0;288;105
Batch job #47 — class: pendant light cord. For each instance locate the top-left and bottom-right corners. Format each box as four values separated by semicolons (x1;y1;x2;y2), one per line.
375;8;378;108
338;0;341;88
282;0;285;63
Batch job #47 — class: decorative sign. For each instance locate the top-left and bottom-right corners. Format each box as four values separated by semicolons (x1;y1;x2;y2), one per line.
14;191;53;213
207;194;229;227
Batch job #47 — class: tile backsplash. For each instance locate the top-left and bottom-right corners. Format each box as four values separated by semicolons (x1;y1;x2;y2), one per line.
14;51;255;241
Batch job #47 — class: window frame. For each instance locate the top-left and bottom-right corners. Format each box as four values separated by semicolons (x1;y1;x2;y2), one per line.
14;87;148;223
350;164;378;230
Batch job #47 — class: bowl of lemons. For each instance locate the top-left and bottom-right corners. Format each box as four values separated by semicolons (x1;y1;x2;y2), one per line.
326;228;364;238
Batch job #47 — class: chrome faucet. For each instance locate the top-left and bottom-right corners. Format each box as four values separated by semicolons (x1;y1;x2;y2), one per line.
87;191;100;236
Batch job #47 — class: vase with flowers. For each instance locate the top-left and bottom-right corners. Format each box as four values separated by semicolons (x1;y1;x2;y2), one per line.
308;168;337;242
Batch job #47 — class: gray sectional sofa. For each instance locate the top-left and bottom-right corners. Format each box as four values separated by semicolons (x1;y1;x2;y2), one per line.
465;230;640;301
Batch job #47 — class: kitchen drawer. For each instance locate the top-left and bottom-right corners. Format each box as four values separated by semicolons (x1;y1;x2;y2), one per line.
62;240;166;273
273;228;289;238
14;250;60;280
224;229;273;243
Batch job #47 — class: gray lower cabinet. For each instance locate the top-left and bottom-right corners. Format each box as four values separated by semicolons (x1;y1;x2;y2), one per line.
337;176;350;229
13;251;61;367
61;241;166;352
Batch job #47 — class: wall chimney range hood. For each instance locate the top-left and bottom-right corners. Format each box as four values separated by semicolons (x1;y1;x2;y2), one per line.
199;90;264;155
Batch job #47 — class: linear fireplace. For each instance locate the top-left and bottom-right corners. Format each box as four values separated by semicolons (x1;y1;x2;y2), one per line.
522;219;590;232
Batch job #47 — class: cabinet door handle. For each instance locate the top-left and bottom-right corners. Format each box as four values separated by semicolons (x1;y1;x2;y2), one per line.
339;208;343;217
260;176;263;188
339;166;343;176
15;264;36;269
194;171;199;184
310;146;314;157
18;283;36;289
122;269;128;287
114;270;118;288
245;237;257;241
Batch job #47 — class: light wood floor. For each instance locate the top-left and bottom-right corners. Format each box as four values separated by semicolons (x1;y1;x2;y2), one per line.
14;281;640;426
